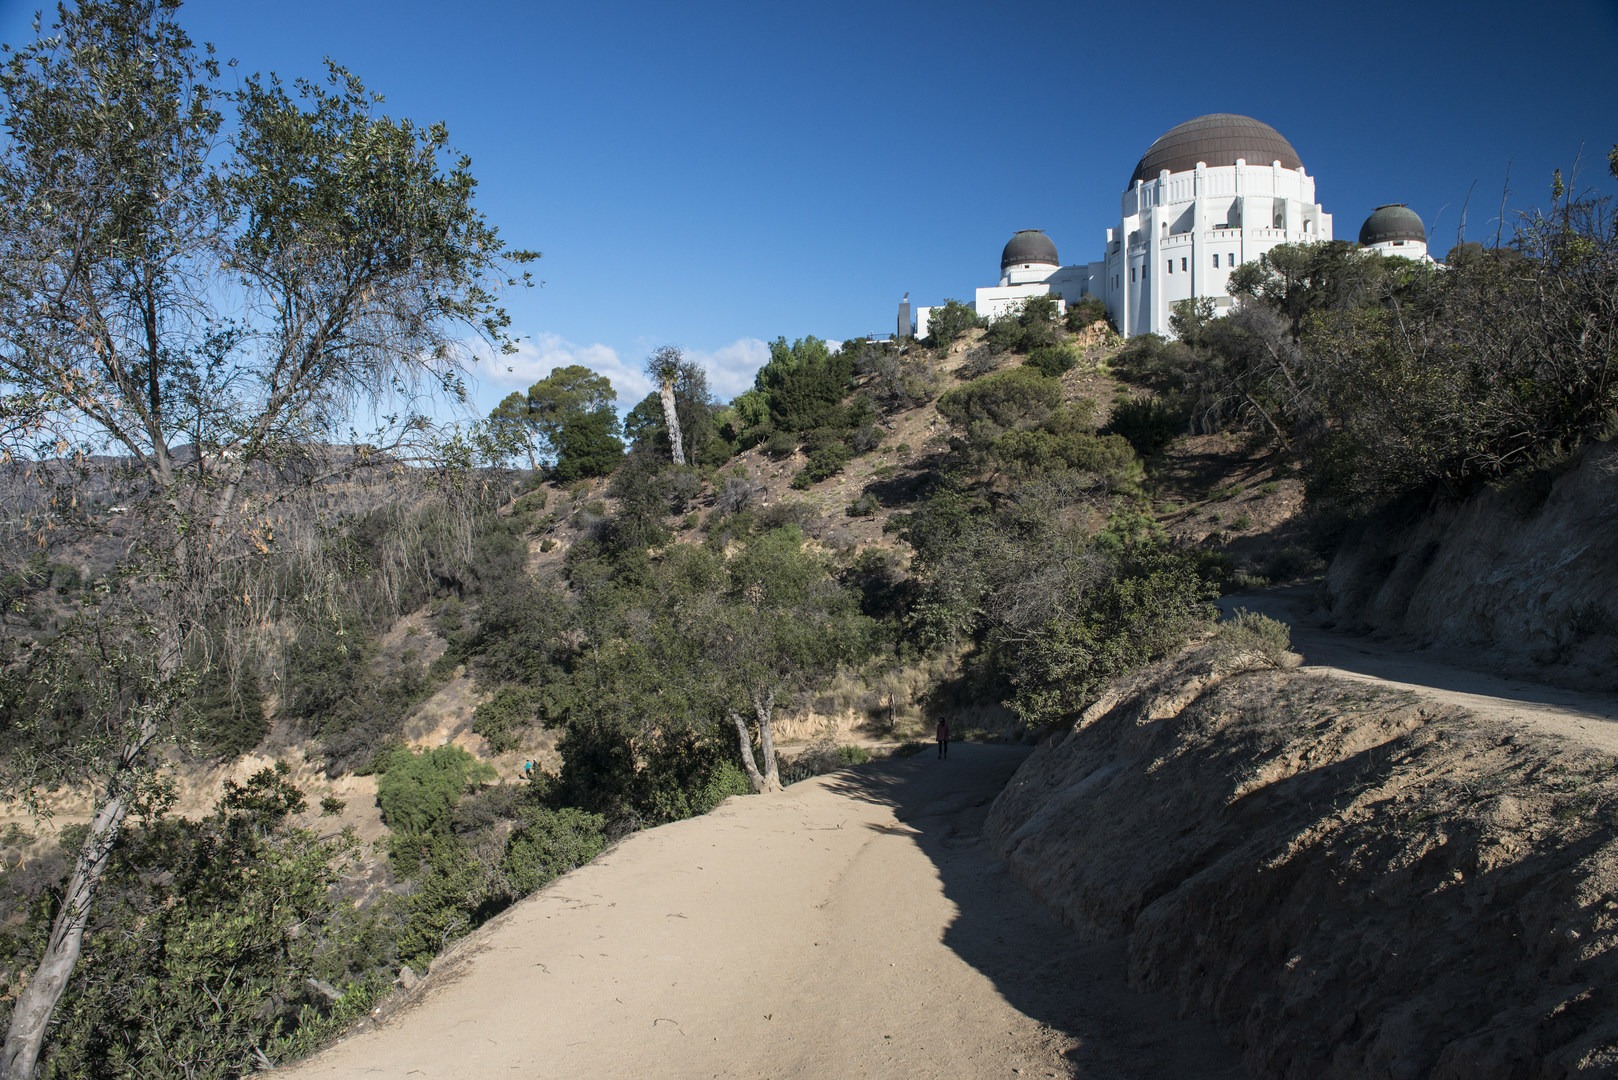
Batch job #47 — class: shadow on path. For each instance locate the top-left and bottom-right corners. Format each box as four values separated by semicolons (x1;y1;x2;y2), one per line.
814;746;1247;1079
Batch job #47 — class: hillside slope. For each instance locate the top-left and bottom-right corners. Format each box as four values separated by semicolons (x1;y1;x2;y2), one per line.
986;641;1618;1078
1324;439;1618;694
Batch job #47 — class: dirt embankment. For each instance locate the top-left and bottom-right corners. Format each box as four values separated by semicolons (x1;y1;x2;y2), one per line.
986;644;1618;1078
1324;439;1618;694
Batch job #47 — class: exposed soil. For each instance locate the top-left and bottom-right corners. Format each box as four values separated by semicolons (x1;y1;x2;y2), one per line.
278;746;1244;1080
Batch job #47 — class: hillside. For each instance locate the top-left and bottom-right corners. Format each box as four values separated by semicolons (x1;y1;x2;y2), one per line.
7;280;1615;1076
986;635;1618;1077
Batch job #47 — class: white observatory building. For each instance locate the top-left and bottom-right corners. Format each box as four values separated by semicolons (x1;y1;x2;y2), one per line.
912;113;1436;341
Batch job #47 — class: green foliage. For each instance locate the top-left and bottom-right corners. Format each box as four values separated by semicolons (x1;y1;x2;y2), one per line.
499;806;608;897
27;767;360;1080
1005;541;1218;725
1104;397;1188;459
185;664;267;759
989;429;1142;490
754;337;854;434
551;407;625;483
925;299;981;350
1065;294;1108;331
472;687;541;754
489;365;618;469
1214;609;1294;670
791;442;852;488
984;295;1061;353
936;367;1062;449
283;619;437;777
376;745;496;838
1024;344;1078;378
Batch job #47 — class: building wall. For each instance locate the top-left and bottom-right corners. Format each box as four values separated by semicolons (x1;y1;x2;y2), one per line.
1103;160;1332;337
1366;238;1432;261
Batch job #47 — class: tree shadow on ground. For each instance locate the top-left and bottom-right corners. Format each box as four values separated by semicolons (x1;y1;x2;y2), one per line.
813;746;1248;1078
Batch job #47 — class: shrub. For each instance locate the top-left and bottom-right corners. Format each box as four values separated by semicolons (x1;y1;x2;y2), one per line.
1025;344;1078;378
925;299;981;351
1104;397;1187;458
376;745;497;837
499;806;608;898
551;408;625;483
936;367;1062;446
1214;608;1295;670
472;686;541;753
846;493;880;517
763;429;799;459
955;344;1005;380
1065;295;1108;331
792;443;852;488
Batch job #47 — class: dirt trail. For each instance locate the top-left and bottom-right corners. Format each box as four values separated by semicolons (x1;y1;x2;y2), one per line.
1220;586;1618;753
279;746;1243;1079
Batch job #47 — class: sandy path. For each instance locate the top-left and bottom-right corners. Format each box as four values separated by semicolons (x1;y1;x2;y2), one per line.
279;746;1243;1079
1220;588;1618;753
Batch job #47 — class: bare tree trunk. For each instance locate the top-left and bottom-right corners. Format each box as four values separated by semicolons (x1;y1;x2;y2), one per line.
754;690;781;792
731;709;768;793
729;688;782;794
659;378;686;466
0;715;158;1080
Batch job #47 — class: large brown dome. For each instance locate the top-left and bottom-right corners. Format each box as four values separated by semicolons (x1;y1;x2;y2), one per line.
1128;114;1304;189
1000;229;1059;270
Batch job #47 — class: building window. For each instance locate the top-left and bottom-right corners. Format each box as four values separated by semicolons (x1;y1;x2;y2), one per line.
1130;267;1136;283
1212;253;1220;268
1167;259;1173;275
1181;257;1188;272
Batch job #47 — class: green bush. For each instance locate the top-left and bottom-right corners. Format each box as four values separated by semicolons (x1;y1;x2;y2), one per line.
1214;609;1294;670
936;367;1062;447
925;299;981;351
791;443;852;488
846;493;880;517
1104;397;1187;458
472;687;541;753
989;429;1142;490
551;409;625;483
1065;295;1108;331
499;806;608;898
763;429;799;459
376;745;496;838
1025;344;1078;378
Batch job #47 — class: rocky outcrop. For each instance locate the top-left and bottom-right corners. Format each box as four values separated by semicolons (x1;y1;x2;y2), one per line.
986;646;1618;1078
1324;440;1618;693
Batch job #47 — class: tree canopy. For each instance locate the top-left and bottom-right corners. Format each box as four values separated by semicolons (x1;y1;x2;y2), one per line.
0;2;534;1072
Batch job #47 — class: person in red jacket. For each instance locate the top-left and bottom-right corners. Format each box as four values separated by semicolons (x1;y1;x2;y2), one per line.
936;718;950;760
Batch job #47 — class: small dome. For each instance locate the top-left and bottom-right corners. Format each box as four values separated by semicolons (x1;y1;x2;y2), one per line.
1359;204;1426;246
1001;229;1059;270
1129;114;1304;188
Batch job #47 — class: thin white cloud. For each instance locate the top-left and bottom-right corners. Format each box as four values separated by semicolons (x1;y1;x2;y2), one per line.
685;337;769;402
474;333;650;405
467;333;771;414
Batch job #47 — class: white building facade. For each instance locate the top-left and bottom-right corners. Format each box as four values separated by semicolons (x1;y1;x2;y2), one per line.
914;114;1346;340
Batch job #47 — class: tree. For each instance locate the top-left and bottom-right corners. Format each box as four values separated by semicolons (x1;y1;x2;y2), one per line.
925;299;981;350
486;365;617;469
0;4;533;1074
709;529;870;793
646;345;687;465
551;407;624;483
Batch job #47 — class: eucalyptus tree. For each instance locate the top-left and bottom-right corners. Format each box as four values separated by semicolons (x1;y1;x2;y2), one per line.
646;344;687;465
0;2;534;1074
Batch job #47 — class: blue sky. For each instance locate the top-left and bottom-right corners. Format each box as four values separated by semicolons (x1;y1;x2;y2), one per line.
3;0;1615;418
